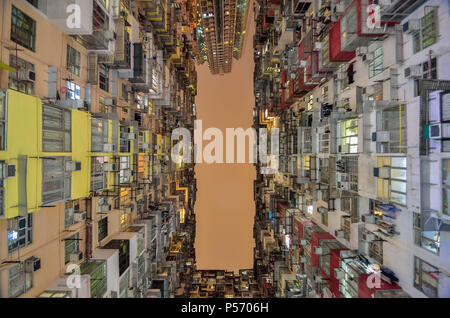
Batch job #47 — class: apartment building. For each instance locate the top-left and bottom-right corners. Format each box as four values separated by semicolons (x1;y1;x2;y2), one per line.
197;0;251;74
0;0;198;298
252;0;450;298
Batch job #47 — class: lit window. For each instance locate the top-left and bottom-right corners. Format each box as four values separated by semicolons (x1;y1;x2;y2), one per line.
7;214;33;254
66;81;81;100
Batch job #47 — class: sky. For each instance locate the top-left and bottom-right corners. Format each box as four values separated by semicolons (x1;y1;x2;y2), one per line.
194;4;256;273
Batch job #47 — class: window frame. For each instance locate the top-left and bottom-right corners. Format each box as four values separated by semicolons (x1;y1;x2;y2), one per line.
414;256;439;297
98;217;108;243
413;8;438;54
11;5;36;52
66;45;81;77
7;213;33;254
99;64;109;92
66;81;81;100
91;156;108;192
42;104;72;153
41;157;71;205
0;90;7;152
64;232;80;264
369;47;383;78
9;263;33;298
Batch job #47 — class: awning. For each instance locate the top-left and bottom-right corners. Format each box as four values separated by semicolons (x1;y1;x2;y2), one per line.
0;61;16;72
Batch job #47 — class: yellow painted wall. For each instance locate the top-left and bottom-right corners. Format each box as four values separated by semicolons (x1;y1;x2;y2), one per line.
71;110;91;200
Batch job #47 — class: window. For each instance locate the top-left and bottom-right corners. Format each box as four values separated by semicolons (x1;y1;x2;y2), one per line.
42;104;72;152
42;157;71;205
98;217;108;242
413;8;438;53
120;126;131;153
414;58;437;97
64;200;75;228
122;83;129;102
91;119;109;152
376;157;407;205
91;156;108;192
98;0;110;10
369;240;383;265
320;209;328;226
413;212;440;255
376;105;406;153
66;81;81;100
414;256;439;297
65;233;80;264
9;55;35;95
369;47;383;78
9;263;33;298
0;164;4;217
99;64;109;92
67;45;81;76
7;214;33;254
341;216;351;241
321;85;328;103
137;155;145;179
120;156;131;184
11;6;36;52
0;90;7;151
337;119;358;154
443;158;450;216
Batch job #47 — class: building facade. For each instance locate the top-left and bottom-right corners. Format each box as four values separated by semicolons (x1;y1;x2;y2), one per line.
0;0;198;298
252;0;450;298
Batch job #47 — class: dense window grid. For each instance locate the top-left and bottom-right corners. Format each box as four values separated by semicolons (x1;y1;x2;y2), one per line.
67;45;81;76
98;217;108;242
42;157;71;205
64;233;80;264
11;6;36;52
413;8;438;53
9;54;35;95
7;213;33;254
42;104;72;152
369;47;383;78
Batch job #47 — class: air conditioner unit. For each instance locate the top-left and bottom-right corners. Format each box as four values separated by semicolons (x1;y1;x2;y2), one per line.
337;71;346;80
154;145;161;151
335;230;345;238
339;182;350;190
103;143;115;152
365;52;374;62
127;287;135;298
314;247;329;255
333;268;345;280
334;3;346;14
314;42;323;51
429;123;450;139
363;85;375;96
127;133;137;140
374;131;390;142
299;60;307;68
356;46;368;56
25;257;41;273
373;167;390;178
361;214;377;224
122;169;132;178
104;98;114;106
104;30;116;41
74;211;87;222
65;161;82;172
300;257;307;263
99;204;112;213
103;163;117;172
316;97;324;103
404;65;422;78
18;69;36;82
142;143;150;150
300;239;308;246
403;19;420;34
363;232;377;242
69;251;83;263
110;291;118;298
4;164;16;178
124;206;133;214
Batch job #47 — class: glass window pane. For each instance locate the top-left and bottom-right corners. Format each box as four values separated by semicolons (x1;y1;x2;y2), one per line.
391;168;407;180
391;180;407;193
